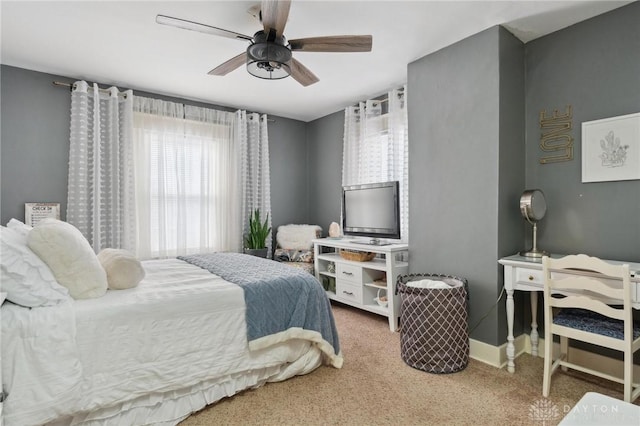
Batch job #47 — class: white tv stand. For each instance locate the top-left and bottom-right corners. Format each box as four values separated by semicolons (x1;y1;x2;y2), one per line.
313;238;409;331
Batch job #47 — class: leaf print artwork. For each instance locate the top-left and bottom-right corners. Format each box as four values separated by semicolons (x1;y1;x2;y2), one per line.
582;112;640;183
598;130;628;167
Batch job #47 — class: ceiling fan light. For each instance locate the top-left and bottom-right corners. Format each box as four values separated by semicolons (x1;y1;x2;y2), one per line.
246;40;292;80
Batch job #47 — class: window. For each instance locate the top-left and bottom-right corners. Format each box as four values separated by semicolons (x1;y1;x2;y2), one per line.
342;88;408;242
133;98;240;258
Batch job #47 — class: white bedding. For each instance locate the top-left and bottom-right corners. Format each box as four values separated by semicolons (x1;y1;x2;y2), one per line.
1;259;336;426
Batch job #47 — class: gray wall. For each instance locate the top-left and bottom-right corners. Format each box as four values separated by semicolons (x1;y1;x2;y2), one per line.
307;4;638;347
268;115;309;245
1;67;74;222
525;2;640;262
407;26;524;345
524;3;640;359
0;65;310;235
306;110;344;235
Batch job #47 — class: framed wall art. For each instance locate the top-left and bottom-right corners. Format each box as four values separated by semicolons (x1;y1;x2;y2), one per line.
581;112;640;183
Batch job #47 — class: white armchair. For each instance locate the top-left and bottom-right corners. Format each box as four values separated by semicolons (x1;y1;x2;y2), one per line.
273;224;322;274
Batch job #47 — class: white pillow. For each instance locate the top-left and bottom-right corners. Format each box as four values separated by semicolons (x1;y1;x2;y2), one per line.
97;248;145;290
0;226;70;307
27;219;107;299
6;218;32;238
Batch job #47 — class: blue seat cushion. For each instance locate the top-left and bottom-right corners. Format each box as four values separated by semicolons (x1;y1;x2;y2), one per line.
554;308;640;340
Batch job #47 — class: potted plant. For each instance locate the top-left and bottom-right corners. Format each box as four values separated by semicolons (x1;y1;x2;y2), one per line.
244;208;271;258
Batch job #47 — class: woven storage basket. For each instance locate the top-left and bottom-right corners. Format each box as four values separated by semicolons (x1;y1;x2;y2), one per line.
339;249;375;262
396;273;469;374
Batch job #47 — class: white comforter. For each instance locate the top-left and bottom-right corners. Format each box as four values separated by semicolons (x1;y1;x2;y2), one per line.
1;259;335;426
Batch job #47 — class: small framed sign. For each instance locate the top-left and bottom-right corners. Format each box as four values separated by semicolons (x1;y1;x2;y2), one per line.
25;202;60;227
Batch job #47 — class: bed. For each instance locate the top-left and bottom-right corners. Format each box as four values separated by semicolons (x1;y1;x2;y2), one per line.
1;221;342;426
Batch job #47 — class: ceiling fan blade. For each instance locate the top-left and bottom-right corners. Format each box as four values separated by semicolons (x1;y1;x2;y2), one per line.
156;15;252;41
289;58;319;87
261;0;291;37
289;35;373;52
208;52;247;76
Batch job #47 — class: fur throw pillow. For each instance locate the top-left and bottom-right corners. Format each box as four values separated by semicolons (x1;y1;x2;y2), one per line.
28;219;107;299
276;224;322;250
97;248;145;290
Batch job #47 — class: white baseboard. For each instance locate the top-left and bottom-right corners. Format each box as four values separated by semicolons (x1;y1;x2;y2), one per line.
469;335;640;378
469;334;528;368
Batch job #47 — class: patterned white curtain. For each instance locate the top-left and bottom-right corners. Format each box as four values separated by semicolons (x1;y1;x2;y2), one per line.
235;111;272;256
67;81;136;252
342;86;409;242
132;96;241;259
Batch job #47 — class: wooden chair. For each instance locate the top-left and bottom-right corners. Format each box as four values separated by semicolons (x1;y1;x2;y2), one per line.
542;254;640;402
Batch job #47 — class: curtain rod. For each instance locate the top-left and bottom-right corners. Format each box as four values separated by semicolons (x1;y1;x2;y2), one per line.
52;80;275;122
352;87;405;107
53;80;128;97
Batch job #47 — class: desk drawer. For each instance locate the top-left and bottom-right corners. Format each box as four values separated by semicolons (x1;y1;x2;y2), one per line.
514;268;640;303
336;263;362;284
516;268;543;287
336;281;363;305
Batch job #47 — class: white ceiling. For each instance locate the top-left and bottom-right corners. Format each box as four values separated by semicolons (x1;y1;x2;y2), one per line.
1;1;633;122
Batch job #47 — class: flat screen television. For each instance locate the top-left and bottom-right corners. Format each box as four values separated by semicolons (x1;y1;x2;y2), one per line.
341;181;400;243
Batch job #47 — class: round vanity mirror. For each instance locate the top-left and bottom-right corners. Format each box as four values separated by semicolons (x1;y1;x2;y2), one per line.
520;189;547;224
519;189;549;258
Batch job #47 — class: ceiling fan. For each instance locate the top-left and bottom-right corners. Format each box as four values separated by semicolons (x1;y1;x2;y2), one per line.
156;0;372;86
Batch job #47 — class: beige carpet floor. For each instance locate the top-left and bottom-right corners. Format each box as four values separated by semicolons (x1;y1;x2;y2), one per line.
181;302;637;425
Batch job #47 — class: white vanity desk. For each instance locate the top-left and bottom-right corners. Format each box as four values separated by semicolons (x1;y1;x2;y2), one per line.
498;254;640;373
